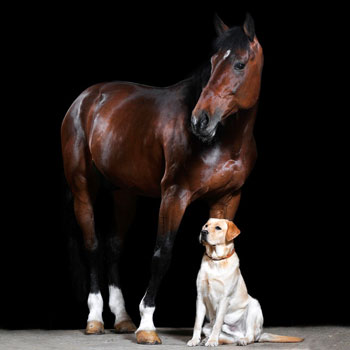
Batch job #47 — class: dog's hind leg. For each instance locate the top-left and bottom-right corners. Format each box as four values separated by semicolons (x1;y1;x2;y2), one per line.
238;297;264;345
202;322;212;338
218;332;237;345
203;325;238;346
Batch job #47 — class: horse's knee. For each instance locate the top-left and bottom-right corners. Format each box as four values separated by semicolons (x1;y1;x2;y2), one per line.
152;238;174;271
154;241;172;258
154;231;176;256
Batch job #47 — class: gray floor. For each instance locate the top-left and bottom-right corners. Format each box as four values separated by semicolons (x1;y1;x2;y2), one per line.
0;327;349;350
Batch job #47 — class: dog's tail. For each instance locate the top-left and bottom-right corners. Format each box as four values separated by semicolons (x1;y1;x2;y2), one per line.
258;333;304;343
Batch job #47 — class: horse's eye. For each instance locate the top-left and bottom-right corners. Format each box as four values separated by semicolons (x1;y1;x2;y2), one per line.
234;62;246;71
215;226;221;230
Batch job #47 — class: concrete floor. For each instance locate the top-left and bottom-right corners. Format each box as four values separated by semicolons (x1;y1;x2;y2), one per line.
0;327;349;350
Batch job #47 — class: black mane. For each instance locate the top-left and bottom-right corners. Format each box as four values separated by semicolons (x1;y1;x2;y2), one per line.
184;61;211;113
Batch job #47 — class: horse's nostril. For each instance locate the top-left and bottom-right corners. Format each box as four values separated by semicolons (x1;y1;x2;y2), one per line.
200;113;209;129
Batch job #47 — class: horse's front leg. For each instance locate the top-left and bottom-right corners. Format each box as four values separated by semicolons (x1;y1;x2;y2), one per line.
209;190;241;220
136;186;191;345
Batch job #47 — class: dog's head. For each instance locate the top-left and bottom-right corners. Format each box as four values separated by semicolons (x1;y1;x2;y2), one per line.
200;218;240;259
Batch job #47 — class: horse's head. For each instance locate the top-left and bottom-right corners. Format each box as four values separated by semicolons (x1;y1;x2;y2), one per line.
191;13;264;142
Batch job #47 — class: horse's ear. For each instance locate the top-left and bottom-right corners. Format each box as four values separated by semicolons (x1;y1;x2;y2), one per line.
243;12;255;42
226;220;240;241
214;13;229;36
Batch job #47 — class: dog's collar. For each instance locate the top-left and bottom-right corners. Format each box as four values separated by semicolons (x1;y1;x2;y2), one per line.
205;249;235;261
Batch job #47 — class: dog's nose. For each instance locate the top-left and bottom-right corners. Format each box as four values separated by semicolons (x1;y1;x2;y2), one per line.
200;230;208;241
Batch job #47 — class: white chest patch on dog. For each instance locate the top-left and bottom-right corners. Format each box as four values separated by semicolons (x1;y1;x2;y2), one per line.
223;50;231;59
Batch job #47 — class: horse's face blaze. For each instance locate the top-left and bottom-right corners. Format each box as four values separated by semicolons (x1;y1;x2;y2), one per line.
191;18;264;143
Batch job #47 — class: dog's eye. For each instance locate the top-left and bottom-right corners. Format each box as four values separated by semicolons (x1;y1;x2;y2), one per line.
215;226;221;230
205;224;208;228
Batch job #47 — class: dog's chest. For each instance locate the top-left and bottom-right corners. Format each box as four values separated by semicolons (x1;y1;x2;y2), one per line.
203;276;225;300
200;262;237;303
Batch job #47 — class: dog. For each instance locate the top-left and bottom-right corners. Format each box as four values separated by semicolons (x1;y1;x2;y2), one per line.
187;218;304;346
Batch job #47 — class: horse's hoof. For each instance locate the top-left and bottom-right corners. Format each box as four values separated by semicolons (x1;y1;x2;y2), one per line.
114;320;137;333
136;330;162;345
85;321;105;335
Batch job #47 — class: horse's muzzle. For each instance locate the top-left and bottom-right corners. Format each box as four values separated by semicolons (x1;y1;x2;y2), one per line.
191;112;217;143
192;111;209;129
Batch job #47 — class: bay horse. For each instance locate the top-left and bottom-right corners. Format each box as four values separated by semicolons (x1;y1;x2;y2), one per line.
61;13;263;344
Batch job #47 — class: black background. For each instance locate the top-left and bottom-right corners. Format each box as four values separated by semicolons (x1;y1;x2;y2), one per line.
2;2;348;330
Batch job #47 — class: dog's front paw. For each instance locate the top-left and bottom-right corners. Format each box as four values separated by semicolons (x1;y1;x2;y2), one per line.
205;337;219;347
187;337;201;346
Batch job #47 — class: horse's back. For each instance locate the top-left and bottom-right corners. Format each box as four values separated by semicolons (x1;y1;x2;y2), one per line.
61;81;184;196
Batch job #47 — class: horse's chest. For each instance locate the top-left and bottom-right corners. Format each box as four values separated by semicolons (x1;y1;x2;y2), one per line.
191;150;247;194
208;158;245;190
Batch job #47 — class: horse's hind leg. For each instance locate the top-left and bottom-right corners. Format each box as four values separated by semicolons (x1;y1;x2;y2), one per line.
106;189;137;333
72;181;105;335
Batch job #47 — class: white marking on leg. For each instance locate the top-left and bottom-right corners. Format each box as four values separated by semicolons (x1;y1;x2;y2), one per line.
108;285;130;325
87;292;104;323
136;295;156;332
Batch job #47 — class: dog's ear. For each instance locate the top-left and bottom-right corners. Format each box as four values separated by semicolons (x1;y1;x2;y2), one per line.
226;220;240;241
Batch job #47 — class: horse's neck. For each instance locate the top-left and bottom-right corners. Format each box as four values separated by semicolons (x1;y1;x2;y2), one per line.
222;104;258;155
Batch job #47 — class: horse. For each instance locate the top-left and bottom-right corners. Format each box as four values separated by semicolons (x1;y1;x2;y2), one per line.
61;13;263;344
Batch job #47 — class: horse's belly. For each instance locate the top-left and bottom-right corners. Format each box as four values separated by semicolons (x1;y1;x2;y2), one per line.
113;161;163;197
89;97;165;196
92;138;164;196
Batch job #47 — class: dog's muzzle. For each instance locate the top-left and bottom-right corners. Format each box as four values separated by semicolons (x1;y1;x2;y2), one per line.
200;230;209;243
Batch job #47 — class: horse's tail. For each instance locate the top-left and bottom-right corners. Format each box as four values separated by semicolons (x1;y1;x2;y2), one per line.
62;176;88;303
258;332;304;343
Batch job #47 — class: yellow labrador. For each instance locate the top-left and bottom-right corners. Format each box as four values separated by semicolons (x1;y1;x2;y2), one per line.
188;218;303;346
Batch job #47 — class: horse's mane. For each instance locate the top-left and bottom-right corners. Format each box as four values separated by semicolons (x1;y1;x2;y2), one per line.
184;61;211;113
